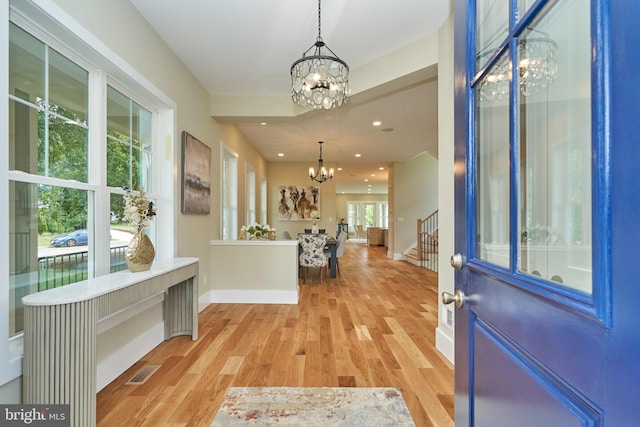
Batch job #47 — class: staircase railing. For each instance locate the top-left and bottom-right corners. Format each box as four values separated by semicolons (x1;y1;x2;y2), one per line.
417;210;438;272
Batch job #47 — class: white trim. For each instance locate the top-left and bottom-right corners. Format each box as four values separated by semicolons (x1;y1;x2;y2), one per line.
209;239;298;247
436;326;455;364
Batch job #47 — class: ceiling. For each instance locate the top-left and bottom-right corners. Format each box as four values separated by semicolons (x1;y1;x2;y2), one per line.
129;0;451;194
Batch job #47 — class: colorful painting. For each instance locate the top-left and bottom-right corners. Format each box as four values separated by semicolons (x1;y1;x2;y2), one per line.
278;185;319;220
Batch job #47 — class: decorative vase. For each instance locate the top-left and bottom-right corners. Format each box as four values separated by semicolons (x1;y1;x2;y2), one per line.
125;231;155;272
312;221;319;234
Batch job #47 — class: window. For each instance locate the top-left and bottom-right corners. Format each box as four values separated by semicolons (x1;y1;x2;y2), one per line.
347;201;388;231
260;178;267;225
2;13;174;386
246;165;256;226
9;23;91;340
222;147;238;239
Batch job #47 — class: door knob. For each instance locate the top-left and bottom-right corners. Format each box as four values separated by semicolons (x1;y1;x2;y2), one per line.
450;253;464;270
442;290;465;308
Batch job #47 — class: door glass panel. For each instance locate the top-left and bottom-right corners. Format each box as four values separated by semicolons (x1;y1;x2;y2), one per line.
517;0;592;294
476;0;509;70
476;54;510;268
517;0;536;21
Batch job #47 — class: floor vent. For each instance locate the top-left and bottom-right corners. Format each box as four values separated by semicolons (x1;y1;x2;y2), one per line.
126;365;160;385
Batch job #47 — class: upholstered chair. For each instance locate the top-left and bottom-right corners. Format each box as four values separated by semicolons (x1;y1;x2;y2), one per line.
298;234;329;283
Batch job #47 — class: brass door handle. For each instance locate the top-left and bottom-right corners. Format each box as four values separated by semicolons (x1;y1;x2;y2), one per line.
441;290;465;308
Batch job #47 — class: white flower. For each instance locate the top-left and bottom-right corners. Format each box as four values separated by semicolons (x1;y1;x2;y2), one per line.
123;187;157;233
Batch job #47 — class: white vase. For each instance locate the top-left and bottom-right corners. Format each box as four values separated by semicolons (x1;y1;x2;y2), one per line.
312;224;319;234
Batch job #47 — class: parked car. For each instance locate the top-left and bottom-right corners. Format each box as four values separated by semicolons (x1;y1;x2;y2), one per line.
49;229;88;247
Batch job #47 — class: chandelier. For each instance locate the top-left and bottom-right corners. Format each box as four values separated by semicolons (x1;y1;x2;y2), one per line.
478;37;558;102
309;141;334;183
291;0;350;110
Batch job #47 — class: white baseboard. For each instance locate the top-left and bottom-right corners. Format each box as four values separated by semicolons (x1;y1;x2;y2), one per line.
200;289;299;307
436;326;455;364
96;321;164;391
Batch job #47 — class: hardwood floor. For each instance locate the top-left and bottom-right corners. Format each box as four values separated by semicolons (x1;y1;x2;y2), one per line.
96;240;454;426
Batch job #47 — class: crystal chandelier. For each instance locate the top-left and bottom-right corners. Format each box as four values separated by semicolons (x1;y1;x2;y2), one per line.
291;0;350;110
478;37;558;102
309;141;334;183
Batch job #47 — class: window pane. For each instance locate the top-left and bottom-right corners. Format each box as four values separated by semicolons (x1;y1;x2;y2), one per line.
476;54;510;268
517;0;592;294
9;23;45;105
476;0;509;70
107;86;152;190
9;25;89;182
49;48;88;124
10;182;89;336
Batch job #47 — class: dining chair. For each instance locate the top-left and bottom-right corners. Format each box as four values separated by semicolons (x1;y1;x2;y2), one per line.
326;231;348;273
355;224;365;240
319;229;326;234
298;234;329;283
304;229;312;234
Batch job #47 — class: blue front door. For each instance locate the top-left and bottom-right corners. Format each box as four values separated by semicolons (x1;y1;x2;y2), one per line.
452;1;640;425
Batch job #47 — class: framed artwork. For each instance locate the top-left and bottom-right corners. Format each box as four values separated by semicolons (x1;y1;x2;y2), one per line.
278;185;319;220
181;131;211;214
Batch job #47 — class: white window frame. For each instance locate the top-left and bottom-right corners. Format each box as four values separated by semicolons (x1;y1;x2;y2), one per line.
221;145;238;240
246;164;256;226
260;178;267;225
1;2;176;386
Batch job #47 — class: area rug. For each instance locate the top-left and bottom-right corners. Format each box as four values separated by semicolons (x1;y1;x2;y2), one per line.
210;387;415;426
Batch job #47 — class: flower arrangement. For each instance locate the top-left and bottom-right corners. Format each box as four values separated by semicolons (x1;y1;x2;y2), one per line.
310;210;320;221
241;223;275;240
124;187;157;234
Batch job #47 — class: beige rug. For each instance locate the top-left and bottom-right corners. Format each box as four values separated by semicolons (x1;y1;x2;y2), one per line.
211;387;415;426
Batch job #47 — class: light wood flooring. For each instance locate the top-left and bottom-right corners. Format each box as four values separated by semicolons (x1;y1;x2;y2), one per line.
96;240;454;426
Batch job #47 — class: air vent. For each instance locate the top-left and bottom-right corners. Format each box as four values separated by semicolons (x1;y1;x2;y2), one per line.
126;365;160;385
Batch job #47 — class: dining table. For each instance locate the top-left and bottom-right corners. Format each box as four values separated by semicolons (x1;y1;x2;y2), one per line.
298;233;338;278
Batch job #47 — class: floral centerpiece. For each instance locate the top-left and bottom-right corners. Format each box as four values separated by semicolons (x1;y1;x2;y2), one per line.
241;223;275;240
309;210;320;233
123;187;157;272
124;187;157;234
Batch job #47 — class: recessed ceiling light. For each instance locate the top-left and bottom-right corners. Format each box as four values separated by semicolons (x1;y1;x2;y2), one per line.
278;153;284;157
379;167;385;170
381;128;394;132
364;179;369;182
370;174;375;177
368;184;372;187
260;122;267;126
372;121;382;126
337;167;343;171
355;153;362;158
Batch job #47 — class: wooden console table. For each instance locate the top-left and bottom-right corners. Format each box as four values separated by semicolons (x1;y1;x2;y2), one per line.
22;257;199;427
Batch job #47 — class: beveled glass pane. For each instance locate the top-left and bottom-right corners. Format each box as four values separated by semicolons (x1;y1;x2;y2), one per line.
476;0;509;70
106;138;131;188
476;54;511;268
10;182;89;336
44;116;88;181
107;86;130;139
517;0;592;294
48;48;88;124
518;0;536;20
9;23;45;105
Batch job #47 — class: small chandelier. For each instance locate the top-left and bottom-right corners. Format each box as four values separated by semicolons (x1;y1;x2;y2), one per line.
309;141;334;183
291;0;350;110
478;37;558;101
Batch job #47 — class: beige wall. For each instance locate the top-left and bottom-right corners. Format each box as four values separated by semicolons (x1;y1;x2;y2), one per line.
266;162;337;236
392;152;439;255
436;11;455;363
